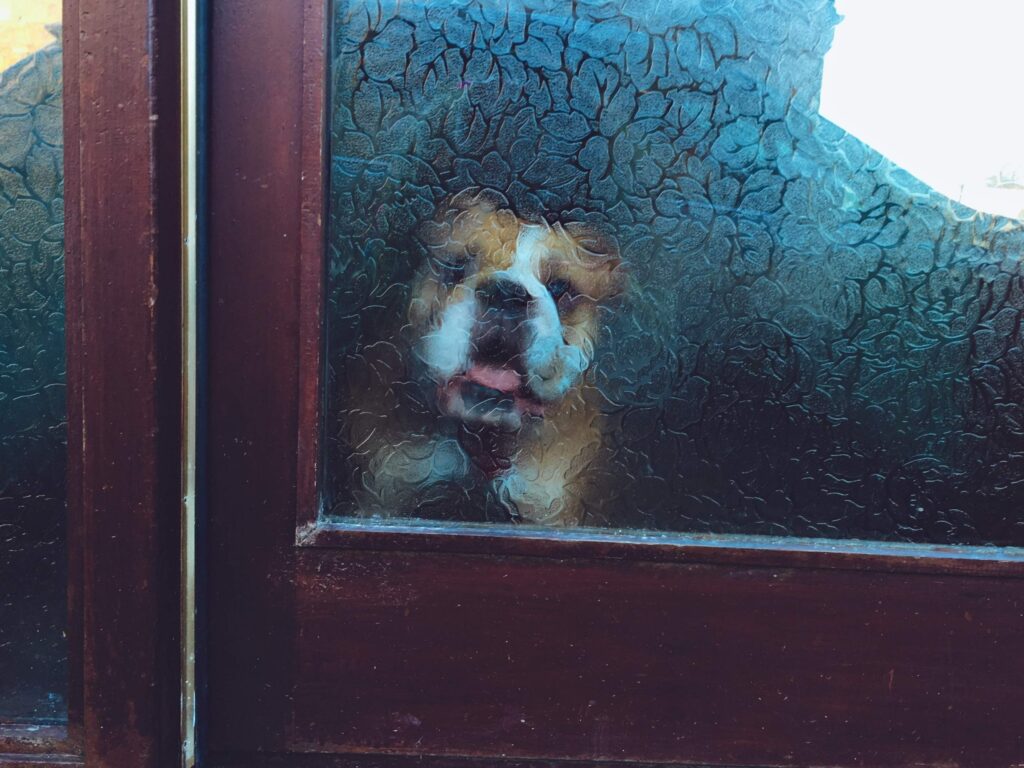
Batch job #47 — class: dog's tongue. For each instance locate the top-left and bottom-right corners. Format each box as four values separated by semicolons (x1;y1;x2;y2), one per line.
466;364;521;394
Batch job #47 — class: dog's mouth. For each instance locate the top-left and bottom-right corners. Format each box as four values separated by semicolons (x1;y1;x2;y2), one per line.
439;364;546;430
437;364;546;476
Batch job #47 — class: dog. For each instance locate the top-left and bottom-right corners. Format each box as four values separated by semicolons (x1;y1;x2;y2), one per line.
345;188;626;526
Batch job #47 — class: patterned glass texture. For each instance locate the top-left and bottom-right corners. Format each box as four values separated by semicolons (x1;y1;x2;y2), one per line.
0;1;67;723
324;0;1024;545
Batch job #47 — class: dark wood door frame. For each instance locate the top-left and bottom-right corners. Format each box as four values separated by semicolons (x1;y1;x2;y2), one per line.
0;0;184;765
72;0;184;760
70;0;184;761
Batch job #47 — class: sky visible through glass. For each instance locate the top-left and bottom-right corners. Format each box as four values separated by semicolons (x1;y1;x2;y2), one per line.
821;0;1024;219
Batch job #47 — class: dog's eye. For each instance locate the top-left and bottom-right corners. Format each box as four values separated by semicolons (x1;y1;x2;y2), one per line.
546;278;574;301
436;261;466;284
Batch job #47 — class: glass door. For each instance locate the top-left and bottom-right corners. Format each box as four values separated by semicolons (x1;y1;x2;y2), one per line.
205;1;1024;766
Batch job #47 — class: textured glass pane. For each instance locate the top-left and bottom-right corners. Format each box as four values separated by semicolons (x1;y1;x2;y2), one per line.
0;1;66;723
323;0;1024;545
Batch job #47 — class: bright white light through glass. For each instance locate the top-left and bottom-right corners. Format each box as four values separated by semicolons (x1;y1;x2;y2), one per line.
821;0;1024;219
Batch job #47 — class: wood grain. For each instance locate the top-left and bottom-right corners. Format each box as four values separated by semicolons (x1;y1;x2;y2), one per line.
207;0;305;751
305;521;1024;578
0;756;83;767
0;726;77;760
284;549;1024;767
69;0;182;764
60;0;83;748
295;0;329;536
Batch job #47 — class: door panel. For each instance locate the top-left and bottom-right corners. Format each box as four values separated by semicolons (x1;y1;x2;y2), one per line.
207;1;1024;766
285;550;1021;766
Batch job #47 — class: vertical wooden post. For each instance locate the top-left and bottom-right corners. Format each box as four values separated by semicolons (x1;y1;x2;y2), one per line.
65;0;183;764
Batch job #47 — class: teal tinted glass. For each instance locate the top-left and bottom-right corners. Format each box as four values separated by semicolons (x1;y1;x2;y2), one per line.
322;0;1024;546
0;2;67;723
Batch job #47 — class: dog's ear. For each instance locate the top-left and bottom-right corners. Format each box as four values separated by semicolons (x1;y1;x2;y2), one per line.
562;222;628;299
426;187;519;264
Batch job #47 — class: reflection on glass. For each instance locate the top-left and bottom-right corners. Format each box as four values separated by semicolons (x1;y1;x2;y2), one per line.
0;0;66;723
323;0;1024;545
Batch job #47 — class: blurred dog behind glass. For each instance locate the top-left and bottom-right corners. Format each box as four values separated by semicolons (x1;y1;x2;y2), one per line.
345;188;627;525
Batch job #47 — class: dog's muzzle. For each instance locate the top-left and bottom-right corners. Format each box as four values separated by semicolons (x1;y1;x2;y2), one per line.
472;276;530;371
436;276;547;433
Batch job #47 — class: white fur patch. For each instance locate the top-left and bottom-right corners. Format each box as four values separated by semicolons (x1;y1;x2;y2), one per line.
495;466;570;525
420;288;475;380
419;222;591;401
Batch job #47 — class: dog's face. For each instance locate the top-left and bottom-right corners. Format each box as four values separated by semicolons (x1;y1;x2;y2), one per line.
409;189;626;433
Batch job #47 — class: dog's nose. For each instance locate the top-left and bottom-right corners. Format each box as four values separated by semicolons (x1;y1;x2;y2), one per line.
481;277;530;311
474;277;530;370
